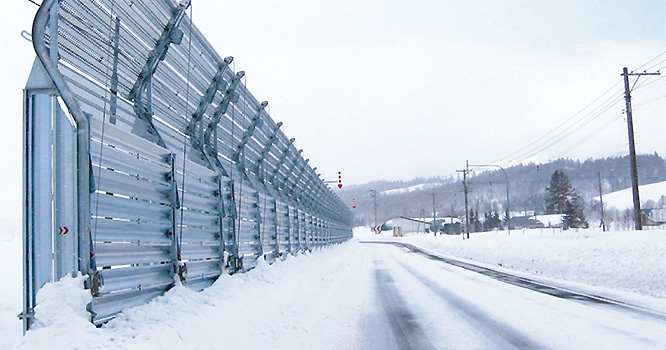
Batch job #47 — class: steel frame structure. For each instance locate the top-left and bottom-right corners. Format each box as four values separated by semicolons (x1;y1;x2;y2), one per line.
22;0;352;331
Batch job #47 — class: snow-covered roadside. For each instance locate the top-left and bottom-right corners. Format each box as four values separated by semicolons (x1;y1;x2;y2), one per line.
356;227;666;312
1;231;23;349
3;226;665;348
10;240;373;350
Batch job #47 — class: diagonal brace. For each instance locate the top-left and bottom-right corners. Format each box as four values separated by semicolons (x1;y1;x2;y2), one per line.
270;138;296;184
127;0;191;147
184;56;234;138
204;71;245;145
253;122;282;175
288;159;310;198
232;101;267;163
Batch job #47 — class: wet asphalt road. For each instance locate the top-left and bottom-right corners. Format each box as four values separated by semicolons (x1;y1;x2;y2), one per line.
358;241;666;350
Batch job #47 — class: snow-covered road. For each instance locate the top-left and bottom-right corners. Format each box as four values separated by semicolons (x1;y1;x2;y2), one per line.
5;228;666;349
360;242;666;349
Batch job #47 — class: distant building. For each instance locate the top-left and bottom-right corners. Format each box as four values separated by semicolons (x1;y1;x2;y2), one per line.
507;216;545;230
383;217;429;234
382;216;462;235
506;214;566;229
535;214;566;228
437;217;462;234
642;209;666;226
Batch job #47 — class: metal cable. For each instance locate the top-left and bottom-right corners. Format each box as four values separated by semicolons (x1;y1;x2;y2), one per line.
498;81;623;163
177;3;194;260
503;87;625;164
492;52;666;166
92;0;115;256
633;49;666;72
554;113;624;159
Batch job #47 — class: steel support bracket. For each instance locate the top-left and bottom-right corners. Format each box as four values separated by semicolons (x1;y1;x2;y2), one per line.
253;122;282;176
127;0;191;148
276;150;302;198
204;71;245;145
224;181;240;273
184;56;233;140
270;139;296;184
284;157;307;200
166;154;183;281
232;101;267;163
296;168;318;206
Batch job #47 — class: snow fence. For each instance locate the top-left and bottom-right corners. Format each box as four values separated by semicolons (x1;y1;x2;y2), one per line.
22;0;353;330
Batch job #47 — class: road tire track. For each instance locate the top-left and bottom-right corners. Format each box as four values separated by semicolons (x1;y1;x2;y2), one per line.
395;260;549;350
373;268;436;350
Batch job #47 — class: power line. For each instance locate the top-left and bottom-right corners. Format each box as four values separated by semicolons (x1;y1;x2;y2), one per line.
503;89;624;163
633;49;666;72
498;81;622;163
554;114;624;159
634;94;666;107
493;51;666;166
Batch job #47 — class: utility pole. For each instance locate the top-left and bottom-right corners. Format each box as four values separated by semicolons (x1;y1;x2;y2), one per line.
622;67;660;230
598;172;606;232
369;190;378;229
464;160;470;239
457;161;470;239
432;193;437;236
417;209;426;234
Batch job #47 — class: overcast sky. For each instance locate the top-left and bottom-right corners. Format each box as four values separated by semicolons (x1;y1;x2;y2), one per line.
0;1;665;224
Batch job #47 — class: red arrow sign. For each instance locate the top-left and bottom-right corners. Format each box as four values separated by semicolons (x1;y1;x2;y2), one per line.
58;227;69;235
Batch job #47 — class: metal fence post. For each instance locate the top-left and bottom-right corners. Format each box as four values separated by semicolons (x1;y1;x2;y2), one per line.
22;86;55;332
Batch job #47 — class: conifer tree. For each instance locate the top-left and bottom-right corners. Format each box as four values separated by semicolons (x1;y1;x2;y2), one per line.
469;209;482;232
546;170;573;214
563;193;588;229
483;210;502;231
546;170;588;229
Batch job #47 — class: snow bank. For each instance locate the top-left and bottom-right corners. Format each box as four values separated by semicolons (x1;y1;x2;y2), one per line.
9;241;373;350
1;231;23;349
14;275;101;350
32;274;93;328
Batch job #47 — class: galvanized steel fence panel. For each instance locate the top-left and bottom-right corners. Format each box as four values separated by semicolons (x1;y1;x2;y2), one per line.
23;0;352;330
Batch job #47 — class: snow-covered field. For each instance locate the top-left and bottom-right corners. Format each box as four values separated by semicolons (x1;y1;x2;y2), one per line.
380;183;442;196
599;180;666;209
2;226;665;349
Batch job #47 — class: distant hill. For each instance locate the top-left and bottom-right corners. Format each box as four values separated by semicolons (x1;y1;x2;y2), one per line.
597;181;666;210
340;153;666;226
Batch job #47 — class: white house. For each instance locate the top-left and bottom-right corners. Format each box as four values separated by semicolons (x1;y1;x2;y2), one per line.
384;217;429;234
384;216;461;234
